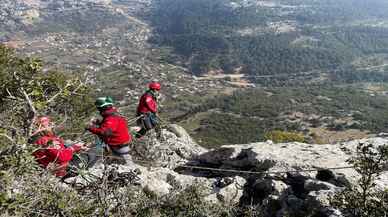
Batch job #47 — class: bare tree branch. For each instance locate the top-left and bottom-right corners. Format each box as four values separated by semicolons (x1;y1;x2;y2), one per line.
21;88;37;137
47;81;73;104
71;82;85;95
4;96;21;101
20;88;37;115
12;71;38;137
5;88;17;99
0;133;15;143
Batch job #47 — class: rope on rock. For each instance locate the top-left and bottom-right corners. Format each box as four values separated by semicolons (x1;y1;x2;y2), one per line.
70;129;357;177
75;152;355;175
175;165;355;175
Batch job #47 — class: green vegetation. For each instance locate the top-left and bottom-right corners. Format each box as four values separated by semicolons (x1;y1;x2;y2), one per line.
264;130;306;143
0;45;94;144
0;45;235;217
331;142;388;217
0;144;238;216
176;85;388;147
185;112;271;148
284;0;388;24
149;0;388;84
32;8;127;35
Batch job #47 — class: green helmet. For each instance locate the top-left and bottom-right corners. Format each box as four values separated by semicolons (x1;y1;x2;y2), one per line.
95;96;114;108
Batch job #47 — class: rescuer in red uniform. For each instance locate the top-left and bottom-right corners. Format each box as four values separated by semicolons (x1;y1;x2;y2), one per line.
30;116;85;177
136;82;161;138
87;96;132;164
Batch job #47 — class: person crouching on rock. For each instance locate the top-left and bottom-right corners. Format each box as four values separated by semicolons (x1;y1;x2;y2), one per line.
135;81;161;139
30;116;86;177
86;96;132;164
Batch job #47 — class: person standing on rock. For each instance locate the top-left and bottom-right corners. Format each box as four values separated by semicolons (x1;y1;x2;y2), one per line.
87;96;132;164
135;82;162;139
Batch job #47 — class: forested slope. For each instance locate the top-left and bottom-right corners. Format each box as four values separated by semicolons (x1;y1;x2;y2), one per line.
149;0;388;82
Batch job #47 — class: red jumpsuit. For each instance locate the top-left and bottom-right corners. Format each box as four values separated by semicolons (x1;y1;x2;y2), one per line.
135;91;159;138
137;91;158;114
32;131;82;177
88;107;132;146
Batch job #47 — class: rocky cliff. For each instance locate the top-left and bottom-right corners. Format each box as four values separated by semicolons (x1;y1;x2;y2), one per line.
66;124;388;217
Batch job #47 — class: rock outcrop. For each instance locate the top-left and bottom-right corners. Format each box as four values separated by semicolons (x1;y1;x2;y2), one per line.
66;125;388;217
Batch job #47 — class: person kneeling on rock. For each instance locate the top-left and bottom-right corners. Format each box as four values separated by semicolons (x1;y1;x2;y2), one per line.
30;116;87;177
86;96;132;164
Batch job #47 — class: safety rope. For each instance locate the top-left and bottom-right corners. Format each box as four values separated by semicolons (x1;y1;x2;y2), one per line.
126;115;144;125
39;116;357;177
75;152;355;175
175;165;355;175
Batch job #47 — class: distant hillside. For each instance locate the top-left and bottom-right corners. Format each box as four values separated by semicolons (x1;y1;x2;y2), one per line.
0;0;232;111
173;84;388;148
3;0;388;149
149;0;388;83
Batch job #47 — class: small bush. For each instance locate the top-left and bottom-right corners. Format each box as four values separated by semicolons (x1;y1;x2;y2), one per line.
264;130;306;143
331;142;388;217
159;184;229;217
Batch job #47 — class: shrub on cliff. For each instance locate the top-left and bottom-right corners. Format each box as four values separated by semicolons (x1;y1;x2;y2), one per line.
264;130;306;143
331;143;388;217
0;45;94;144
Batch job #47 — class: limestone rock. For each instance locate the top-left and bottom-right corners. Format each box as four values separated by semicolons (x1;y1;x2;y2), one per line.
64;125;387;217
306;190;336;207
271;180;289;196
304;179;339;192
131;128;207;169
206;176;246;204
196;137;388;186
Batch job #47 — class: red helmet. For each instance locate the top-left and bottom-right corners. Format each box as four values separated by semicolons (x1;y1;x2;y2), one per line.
148;82;161;91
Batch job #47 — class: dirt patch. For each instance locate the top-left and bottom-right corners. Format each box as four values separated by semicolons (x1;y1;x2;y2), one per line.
2;41;24;49
309;127;372;144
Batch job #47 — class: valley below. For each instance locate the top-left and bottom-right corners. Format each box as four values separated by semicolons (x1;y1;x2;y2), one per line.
2;0;388;147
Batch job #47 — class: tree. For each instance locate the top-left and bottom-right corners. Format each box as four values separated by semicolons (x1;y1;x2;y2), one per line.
0;45;94;144
331;142;388;217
